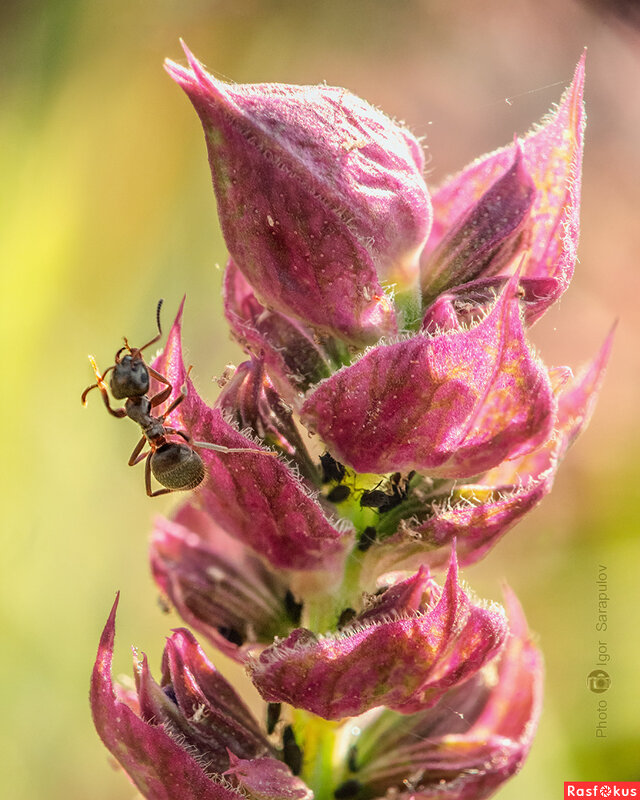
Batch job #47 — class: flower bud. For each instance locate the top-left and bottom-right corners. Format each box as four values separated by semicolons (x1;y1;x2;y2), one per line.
166;43;433;344
217;358;318;481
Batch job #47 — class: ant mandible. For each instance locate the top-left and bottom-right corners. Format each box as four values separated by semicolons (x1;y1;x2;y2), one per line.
81;300;274;497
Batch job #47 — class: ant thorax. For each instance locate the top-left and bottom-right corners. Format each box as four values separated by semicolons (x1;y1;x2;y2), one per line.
124;396;153;427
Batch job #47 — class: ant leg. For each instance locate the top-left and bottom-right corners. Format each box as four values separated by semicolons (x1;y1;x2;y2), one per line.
83;358;126;418
97;384;127;418
159;391;186;420
166;428;274;458
164;427;191;443
128;435;149;466
160;365;193;419
145;453;172;497
158;368;194;420
160;367;199;422
147;366;173;408
193;441;277;456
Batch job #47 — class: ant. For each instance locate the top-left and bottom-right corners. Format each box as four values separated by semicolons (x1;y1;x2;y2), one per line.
359;471;415;514
82;300;274;497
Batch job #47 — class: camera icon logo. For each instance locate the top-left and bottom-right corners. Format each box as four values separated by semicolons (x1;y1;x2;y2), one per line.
586;669;611;693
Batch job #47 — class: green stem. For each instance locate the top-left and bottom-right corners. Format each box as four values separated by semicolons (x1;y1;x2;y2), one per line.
295;710;340;799
304;550;364;632
393;283;423;332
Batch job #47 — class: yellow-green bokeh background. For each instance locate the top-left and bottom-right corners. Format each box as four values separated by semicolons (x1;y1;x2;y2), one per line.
2;1;638;797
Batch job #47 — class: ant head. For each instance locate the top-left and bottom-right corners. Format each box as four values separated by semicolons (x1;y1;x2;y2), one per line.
109;298;165;400
110;353;150;399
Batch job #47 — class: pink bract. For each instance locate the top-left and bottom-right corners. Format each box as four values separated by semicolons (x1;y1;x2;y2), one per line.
249;554;508;719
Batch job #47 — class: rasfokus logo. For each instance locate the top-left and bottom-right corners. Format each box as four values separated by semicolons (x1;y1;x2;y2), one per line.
565;783;640;798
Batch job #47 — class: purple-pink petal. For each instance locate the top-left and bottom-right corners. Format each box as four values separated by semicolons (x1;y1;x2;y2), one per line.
351;587;542;800
421;143;535;300
249;556;508;720
302;275;555;477
165;44;435;344
90;596;243;800
422;274;560;334
423;55;585;323
553;324;616;455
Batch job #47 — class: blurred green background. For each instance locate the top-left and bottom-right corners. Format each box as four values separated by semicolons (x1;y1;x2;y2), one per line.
1;0;638;797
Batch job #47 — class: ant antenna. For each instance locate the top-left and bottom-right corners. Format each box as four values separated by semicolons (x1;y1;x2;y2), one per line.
135;299;165;355
155;298;163;337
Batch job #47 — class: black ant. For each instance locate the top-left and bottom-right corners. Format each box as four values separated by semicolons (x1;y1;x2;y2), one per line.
360;471;415;513
82;300;274;497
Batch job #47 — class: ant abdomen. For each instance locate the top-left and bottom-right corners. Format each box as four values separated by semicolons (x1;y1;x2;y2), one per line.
151;442;206;491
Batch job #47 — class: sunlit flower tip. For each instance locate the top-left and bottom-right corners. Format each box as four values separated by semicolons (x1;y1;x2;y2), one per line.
343;586;541;800
224;753;313;800
421;142;536;302
302;273;555;477
152;307;350;572
150;506;304;660
552;323;616;456
223;260;331;398
248;555;508;720
423;54;586;324
166;43;433;345
90;596;266;800
217;358;319;481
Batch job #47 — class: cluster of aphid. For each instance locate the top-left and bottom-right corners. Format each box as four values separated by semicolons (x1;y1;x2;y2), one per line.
320;452;415;512
81;301;273;497
320;451;417;552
